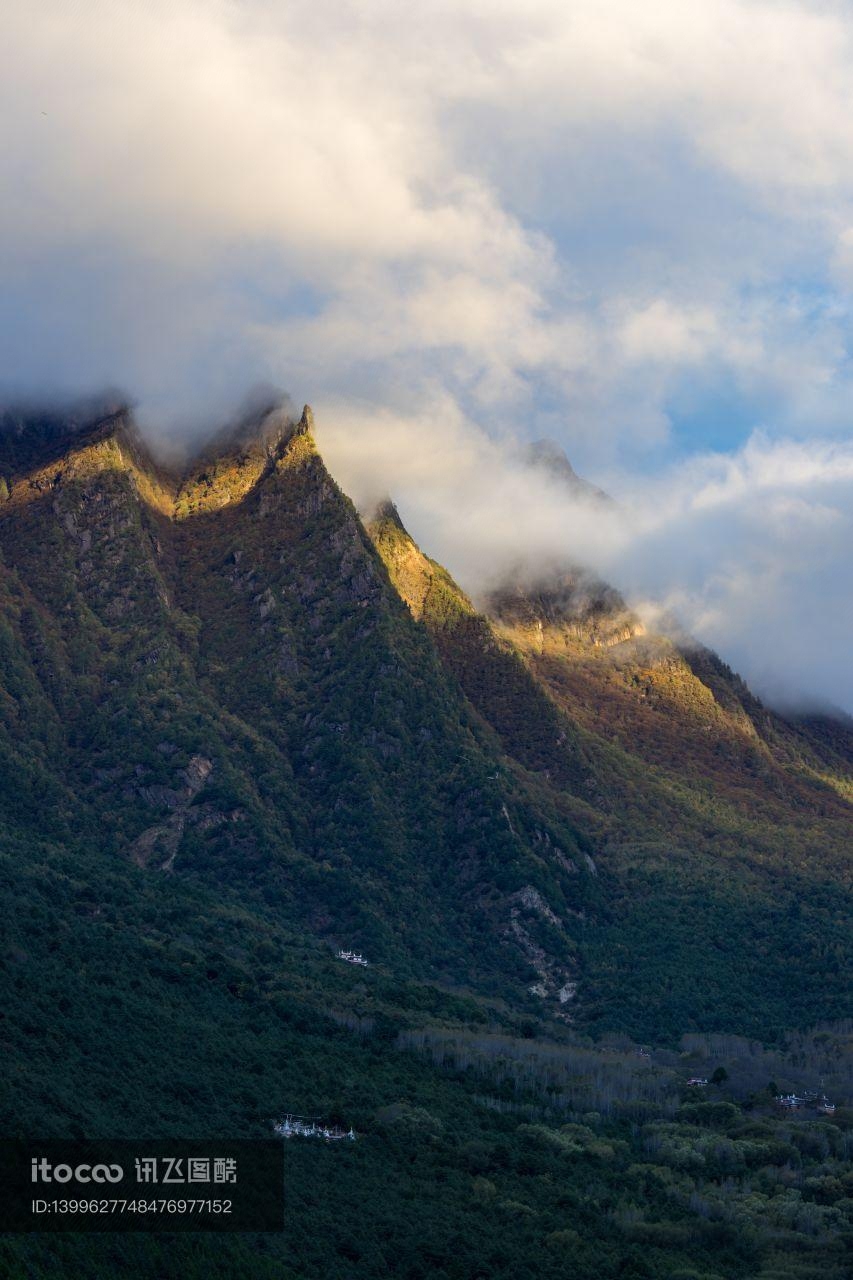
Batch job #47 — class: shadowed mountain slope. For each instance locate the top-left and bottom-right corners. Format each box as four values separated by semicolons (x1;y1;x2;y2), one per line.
0;403;849;1044
0;405;595;1011
365;492;852;1040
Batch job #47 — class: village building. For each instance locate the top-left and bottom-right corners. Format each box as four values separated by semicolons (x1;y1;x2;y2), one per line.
274;1114;356;1142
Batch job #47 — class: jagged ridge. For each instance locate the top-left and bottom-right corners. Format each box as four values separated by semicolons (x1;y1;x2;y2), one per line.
0;402;595;1011
0;401;849;1039
365;490;852;1039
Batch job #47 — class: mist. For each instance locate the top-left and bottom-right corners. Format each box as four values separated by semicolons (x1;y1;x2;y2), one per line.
1;1;852;711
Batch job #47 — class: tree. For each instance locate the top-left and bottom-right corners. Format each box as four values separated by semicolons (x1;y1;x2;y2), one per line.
711;1067;728;1086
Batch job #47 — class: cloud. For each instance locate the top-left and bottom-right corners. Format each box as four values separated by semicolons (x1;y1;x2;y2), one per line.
1;0;852;707
3;0;853;439
615;436;853;712
318;402;853;712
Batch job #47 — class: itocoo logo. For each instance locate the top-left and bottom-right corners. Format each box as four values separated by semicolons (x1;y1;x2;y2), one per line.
31;1158;123;1183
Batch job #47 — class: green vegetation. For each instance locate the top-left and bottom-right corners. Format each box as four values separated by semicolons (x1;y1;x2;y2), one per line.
0;405;850;1277
367;507;853;1041
2;826;853;1278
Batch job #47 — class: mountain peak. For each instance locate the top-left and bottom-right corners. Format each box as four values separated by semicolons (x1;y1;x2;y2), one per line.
0;401;178;515
366;497;476;622
367;496;405;529
525;438;610;504
174;403;308;518
0;396;326;524
526;438;581;479
0;399;133;479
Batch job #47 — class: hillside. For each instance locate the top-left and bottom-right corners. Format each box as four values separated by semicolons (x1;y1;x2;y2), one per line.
0;404;603;1004
366;489;853;1040
0;402;849;1035
1;402;851;1280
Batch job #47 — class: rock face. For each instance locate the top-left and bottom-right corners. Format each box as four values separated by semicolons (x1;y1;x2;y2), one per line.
129;755;215;871
485;570;644;651
0;400;850;1039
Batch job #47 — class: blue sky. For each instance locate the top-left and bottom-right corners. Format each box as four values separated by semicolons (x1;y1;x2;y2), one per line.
1;0;852;709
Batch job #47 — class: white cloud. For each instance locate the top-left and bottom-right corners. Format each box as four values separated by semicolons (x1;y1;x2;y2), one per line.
1;0;852;706
3;0;853;438
615;299;722;366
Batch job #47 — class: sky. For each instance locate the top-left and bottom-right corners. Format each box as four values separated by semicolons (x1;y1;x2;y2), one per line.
1;0;852;711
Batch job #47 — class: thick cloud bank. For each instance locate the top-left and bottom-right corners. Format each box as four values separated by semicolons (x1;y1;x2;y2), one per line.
1;1;852;708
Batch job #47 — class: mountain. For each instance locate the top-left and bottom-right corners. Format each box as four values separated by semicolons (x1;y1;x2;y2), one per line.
1;402;851;1280
366;477;852;1039
0;403;603;1001
0;402;849;1033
